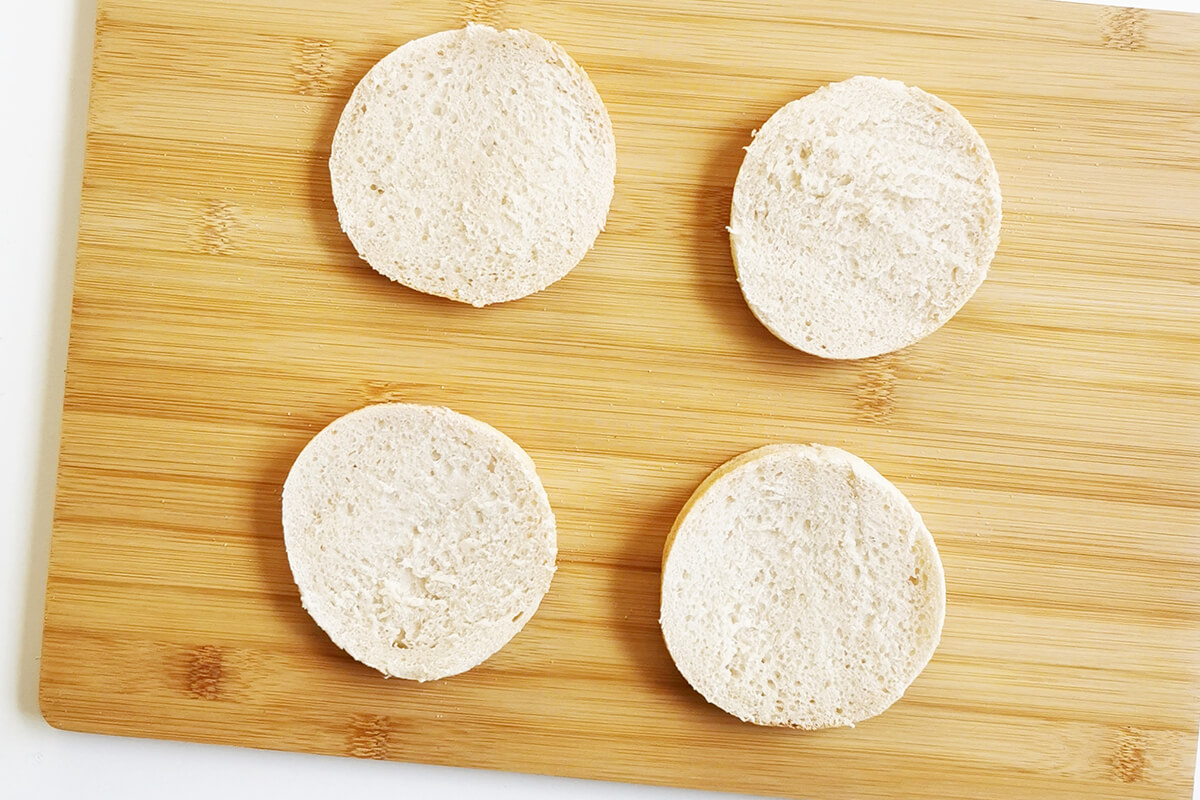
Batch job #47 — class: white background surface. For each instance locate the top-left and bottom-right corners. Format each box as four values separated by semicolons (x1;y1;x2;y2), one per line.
3;1;1196;797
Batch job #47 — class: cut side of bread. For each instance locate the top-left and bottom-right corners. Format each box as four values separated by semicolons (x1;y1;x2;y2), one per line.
660;444;945;728
729;76;1002;359
282;403;556;681
330;24;616;307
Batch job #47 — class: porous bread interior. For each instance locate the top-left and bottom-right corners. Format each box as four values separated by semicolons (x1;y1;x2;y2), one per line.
330;24;616;307
283;403;556;681
730;76;1002;359
660;444;945;728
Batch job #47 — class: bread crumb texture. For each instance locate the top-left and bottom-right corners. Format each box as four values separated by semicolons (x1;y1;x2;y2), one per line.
330;24;615;306
730;76;1001;359
283;403;556;681
660;444;945;728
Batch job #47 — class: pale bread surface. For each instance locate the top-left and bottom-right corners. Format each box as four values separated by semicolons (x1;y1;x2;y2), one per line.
660;444;945;728
282;403;556;680
730;76;1002;359
329;24;615;307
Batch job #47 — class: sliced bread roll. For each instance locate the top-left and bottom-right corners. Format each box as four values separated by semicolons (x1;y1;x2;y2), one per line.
282;403;556;680
660;444;945;728
329;24;616;307
729;76;1002;359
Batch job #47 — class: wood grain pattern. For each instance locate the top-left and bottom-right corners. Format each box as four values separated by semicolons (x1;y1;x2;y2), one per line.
40;0;1200;798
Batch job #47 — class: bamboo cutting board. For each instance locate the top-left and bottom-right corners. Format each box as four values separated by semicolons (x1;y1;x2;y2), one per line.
40;0;1200;797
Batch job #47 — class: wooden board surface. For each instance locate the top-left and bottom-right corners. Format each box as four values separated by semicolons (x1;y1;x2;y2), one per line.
40;0;1200;797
